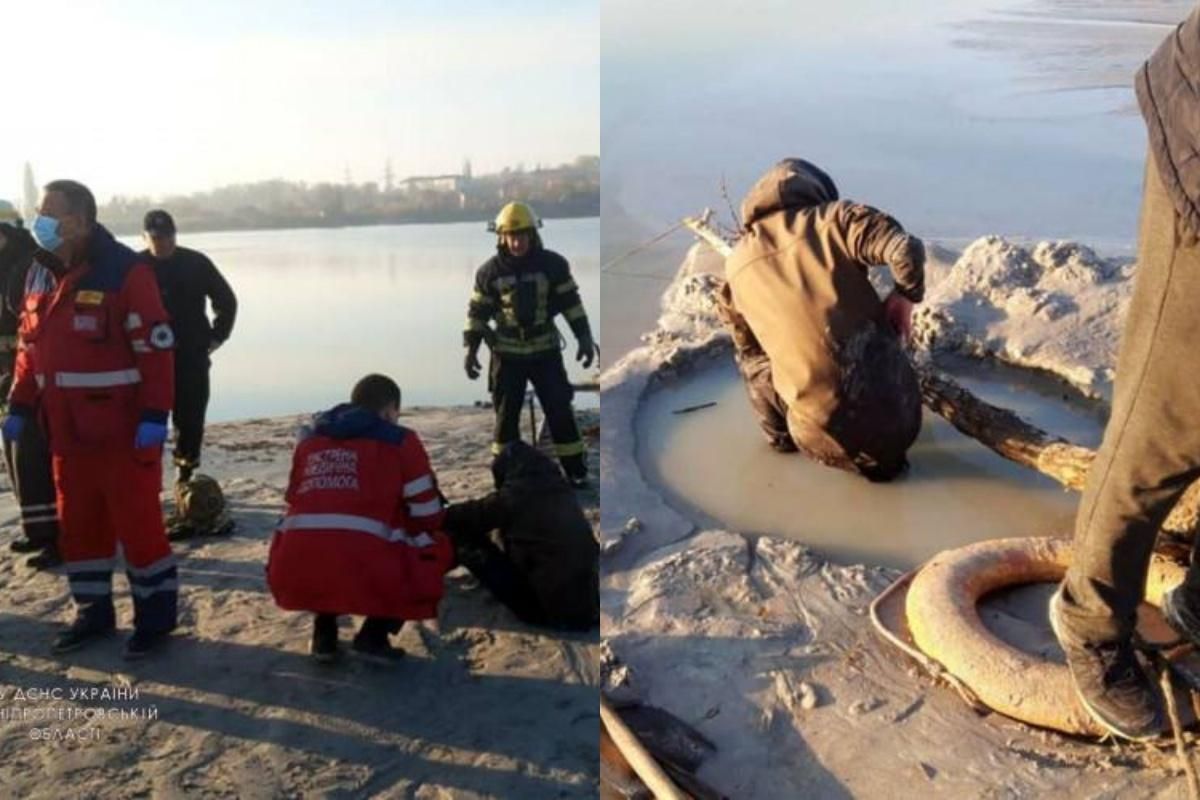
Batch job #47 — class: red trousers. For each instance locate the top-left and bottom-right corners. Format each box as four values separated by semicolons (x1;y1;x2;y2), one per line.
53;450;177;633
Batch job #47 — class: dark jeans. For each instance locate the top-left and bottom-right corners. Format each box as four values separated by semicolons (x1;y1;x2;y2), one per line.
173;354;210;479
489;352;585;479
1059;155;1200;643
2;415;59;548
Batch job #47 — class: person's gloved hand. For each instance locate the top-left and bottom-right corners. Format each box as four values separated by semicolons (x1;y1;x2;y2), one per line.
134;421;168;449
576;336;597;369
883;290;915;344
1;414;25;444
464;349;482;381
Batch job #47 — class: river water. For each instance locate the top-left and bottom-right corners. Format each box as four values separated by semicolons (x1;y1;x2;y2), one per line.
117;217;600;422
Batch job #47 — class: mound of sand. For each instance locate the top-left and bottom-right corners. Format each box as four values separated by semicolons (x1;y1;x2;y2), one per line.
0;407;599;799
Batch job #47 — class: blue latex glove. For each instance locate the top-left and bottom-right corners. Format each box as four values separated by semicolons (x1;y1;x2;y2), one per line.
1;415;25;444
134;421;168;449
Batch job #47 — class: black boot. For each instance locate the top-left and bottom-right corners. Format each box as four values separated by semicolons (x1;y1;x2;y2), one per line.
1049;585;1163;741
52;606;116;655
26;544;62;570
352;618;405;663
311;614;339;663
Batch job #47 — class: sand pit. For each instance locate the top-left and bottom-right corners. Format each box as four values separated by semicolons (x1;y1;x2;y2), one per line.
0;406;599;799
601;239;1194;797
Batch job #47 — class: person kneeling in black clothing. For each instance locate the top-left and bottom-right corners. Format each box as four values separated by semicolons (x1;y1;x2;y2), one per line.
444;441;598;631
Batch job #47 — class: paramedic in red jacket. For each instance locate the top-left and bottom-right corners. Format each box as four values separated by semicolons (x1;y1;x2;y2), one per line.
267;374;453;663
1;180;177;660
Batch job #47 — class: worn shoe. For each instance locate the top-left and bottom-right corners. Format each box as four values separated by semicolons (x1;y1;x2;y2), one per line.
311;616;339;663
26;547;62;571
1161;585;1200;648
9;538;43;554
122;630;172;661
1049;586;1163;741
51;617;115;655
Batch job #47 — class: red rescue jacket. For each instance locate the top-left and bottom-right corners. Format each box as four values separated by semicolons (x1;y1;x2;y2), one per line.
8;226;174;455
267;404;453;619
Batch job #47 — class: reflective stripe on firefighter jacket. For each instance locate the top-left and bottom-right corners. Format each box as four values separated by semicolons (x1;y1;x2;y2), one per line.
463;242;592;358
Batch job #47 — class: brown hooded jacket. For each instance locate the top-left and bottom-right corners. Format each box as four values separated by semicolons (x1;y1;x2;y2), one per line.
724;159;924;476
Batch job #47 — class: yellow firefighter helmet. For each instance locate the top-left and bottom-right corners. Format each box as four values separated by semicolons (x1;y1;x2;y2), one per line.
489;201;542;234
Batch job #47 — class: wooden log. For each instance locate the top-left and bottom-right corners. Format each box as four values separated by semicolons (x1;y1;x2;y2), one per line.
914;364;1096;492
601;696;689;800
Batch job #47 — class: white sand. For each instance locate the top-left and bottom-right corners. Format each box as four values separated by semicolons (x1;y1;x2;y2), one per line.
0;406;599;799
601;239;1190;798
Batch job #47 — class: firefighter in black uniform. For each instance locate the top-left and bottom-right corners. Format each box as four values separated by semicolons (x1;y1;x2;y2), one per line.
0;201;62;569
463;202;596;487
142;209;237;486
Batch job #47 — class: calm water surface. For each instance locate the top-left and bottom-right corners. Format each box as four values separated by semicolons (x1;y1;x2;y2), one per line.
119;218;599;422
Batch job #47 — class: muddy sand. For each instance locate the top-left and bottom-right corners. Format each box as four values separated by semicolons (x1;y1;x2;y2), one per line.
0;406;599;799
601;240;1193;798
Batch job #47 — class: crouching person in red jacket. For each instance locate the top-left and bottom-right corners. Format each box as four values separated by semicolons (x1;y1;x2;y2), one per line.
267;374;453;663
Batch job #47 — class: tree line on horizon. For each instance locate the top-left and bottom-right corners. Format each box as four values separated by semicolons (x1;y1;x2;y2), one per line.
96;156;600;235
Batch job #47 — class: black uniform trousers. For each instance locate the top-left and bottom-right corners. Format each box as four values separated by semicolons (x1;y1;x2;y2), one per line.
173;351;211;480
2;415;60;549
489;351;586;479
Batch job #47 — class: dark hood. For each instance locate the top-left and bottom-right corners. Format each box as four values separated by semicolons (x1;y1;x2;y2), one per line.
0;223;37;318
741;158;839;229
491;440;567;492
312;403;405;444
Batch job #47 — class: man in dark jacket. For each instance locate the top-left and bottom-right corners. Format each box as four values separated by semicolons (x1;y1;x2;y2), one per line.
1051;5;1200;742
0;209;61;569
722;159;926;481
443;441;598;631
463;202;596;488
142;210;237;486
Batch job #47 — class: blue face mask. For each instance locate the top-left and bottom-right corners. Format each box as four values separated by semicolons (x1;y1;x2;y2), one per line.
30;214;63;252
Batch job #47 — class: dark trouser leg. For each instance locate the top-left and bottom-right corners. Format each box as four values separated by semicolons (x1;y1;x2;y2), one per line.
1059;156;1200;644
714;282;794;451
490;354;529;458
453;535;547;626
6;417;60;547
358;617;403;642
529;354;586;479
314;613;338;638
735;350;794;453
173;355;210;482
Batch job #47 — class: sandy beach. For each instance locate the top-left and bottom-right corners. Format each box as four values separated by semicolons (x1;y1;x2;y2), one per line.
0;406;600;799
600;238;1190;798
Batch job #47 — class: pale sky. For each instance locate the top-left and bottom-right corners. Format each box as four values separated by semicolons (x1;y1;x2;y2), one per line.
0;0;598;204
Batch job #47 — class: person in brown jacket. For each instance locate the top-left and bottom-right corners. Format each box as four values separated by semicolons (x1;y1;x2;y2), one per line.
720;158;926;481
